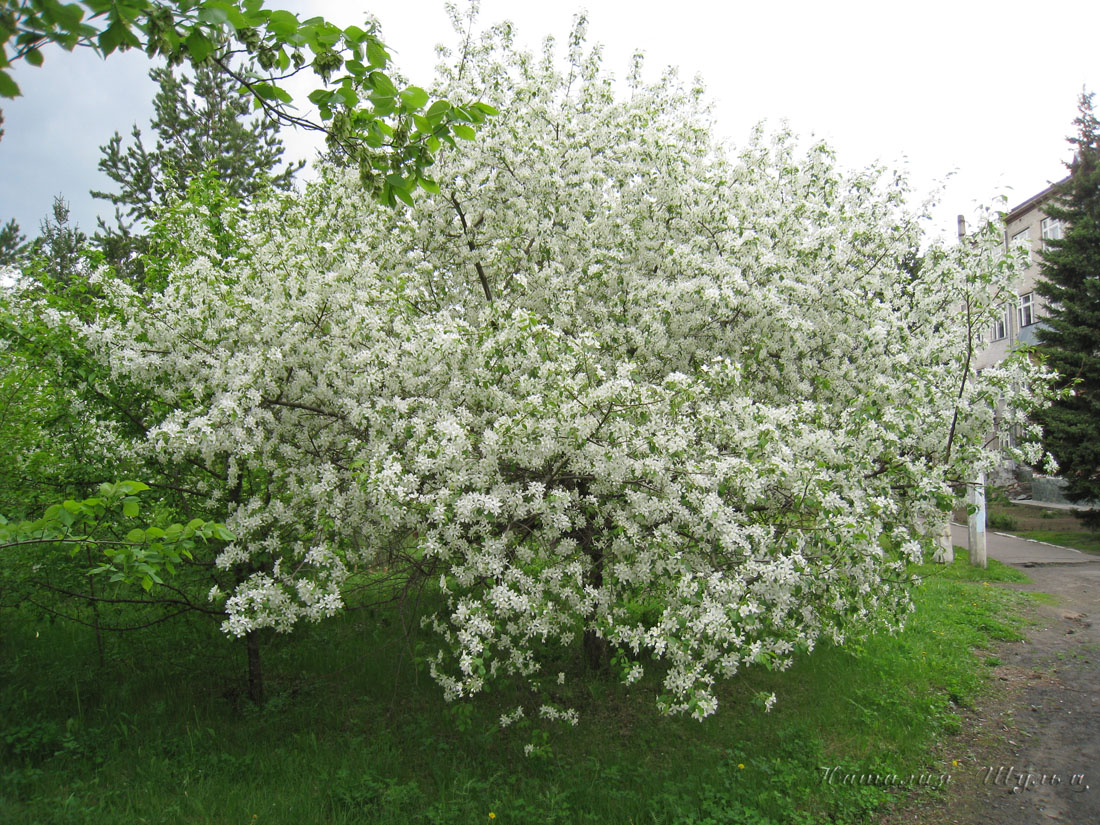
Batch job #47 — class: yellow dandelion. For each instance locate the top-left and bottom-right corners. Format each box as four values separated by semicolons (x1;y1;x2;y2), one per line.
952;760;959;767
489;814;496;820
737;763;745;770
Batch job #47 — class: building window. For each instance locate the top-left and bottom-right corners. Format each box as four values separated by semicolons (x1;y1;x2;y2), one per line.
1019;291;1036;327
992;305;1008;340
1009;228;1031;263
1041;217;1064;248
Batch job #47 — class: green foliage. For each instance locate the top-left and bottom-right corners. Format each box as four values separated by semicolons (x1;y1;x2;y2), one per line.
25;196;87;288
0;481;232;593
0;217;28;269
1036;90;1100;525
987;512;1018;530
0;0;492;203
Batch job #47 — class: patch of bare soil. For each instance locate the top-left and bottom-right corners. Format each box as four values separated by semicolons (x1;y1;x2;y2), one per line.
879;562;1100;825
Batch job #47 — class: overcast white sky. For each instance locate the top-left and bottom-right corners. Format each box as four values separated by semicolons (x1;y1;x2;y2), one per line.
1;0;1097;241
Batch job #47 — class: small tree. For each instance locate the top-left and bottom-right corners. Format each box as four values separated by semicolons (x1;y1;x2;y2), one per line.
0;218;28;269
1035;91;1100;523
29;196;88;289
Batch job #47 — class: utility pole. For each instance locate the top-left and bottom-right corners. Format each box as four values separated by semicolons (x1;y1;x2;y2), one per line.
957;214;987;568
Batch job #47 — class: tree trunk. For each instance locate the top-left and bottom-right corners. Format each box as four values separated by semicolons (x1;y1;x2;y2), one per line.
245;629;263;704
583;627;610;674
580;522;611;674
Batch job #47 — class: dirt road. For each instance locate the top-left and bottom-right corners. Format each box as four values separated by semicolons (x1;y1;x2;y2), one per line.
882;528;1099;825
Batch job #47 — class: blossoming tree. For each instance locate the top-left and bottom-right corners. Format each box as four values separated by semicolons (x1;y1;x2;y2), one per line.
63;18;1051;717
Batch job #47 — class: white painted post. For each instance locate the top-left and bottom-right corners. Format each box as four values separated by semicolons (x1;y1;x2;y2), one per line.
968;471;987;568
936;519;954;564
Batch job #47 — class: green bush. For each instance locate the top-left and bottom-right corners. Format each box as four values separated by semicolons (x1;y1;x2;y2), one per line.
987;513;1018;531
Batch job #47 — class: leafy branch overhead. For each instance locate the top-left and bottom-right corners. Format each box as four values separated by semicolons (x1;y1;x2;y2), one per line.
0;0;497;205
0;481;233;593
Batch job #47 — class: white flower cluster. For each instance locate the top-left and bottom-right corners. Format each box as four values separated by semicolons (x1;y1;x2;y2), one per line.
68;18;1053;719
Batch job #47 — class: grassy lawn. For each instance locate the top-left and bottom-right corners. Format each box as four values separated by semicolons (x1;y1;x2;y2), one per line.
956;499;1100;554
1;557;1035;825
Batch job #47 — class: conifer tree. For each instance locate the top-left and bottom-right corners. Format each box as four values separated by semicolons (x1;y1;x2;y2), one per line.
30;196;87;288
0;218;28;270
92;59;304;279
1036;91;1100;523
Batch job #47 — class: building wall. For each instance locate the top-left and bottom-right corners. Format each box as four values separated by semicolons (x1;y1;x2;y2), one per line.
973;182;1064;371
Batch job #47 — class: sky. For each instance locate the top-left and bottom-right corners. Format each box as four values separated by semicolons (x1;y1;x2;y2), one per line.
1;0;1097;242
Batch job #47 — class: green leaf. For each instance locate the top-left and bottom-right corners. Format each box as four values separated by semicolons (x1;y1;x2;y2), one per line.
400;85;429;111
393;185;415;208
418;176;441;194
197;7;230;27
266;9;300;40
452;123;476;141
203;1;249;29
24;48;44;67
366;39;388;68
386;173;410;190
52;3;86;30
0;67;19;97
368;71;397;97
126;528;146;544
122;500;139;518
184;30;213;63
471;101;499;116
252;82;293;104
97;20;141;56
426;99;451;120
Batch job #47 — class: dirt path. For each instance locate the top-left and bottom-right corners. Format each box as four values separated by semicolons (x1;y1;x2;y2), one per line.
882;532;1099;825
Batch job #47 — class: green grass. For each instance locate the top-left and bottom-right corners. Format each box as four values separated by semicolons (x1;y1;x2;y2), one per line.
0;556;1036;825
960;499;1100;554
1014;530;1100;554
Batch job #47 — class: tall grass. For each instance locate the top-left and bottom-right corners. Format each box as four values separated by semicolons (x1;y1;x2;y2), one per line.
1;556;1032;825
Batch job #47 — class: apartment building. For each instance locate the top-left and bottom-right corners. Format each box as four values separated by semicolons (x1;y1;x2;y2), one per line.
974;179;1067;371
978;180;1072;498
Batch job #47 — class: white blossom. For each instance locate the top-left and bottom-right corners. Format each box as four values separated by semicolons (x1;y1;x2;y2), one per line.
60;17;1055;721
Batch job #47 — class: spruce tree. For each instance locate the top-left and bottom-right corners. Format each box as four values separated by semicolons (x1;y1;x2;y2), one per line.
0;219;28;270
92;59;303;280
30;196;87;289
1035;91;1100;524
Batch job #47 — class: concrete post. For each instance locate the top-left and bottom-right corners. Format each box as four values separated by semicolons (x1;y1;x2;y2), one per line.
968;471;987;569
